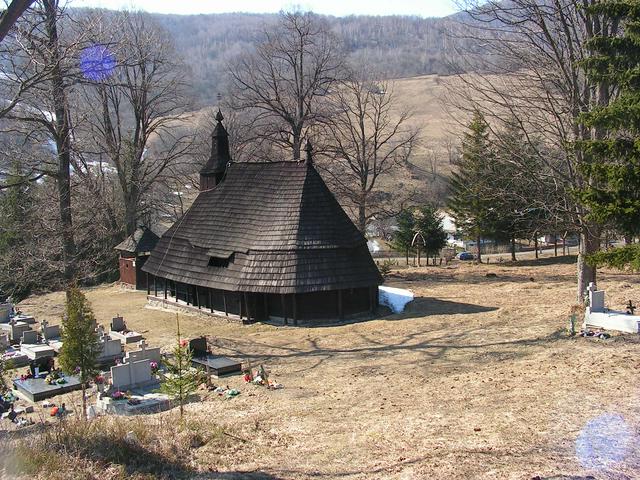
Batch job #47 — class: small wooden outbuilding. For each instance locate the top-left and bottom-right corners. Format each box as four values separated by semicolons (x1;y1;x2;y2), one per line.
142;111;382;324
114;226;160;290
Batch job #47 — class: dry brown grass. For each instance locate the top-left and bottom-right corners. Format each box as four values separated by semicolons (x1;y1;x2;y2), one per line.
6;257;640;479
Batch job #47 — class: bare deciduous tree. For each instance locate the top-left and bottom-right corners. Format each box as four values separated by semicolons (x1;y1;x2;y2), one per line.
320;76;418;232
78;11;194;236
228;10;344;160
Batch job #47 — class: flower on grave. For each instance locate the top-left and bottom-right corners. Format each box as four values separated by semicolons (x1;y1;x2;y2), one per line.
94;375;105;385
74;366;81;374
179;339;188;347
150;361;159;374
112;390;125;400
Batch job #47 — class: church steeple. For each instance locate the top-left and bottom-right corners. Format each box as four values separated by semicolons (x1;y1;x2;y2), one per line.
200;109;231;191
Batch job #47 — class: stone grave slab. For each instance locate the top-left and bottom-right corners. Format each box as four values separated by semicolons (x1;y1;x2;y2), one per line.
20;343;55;360
2;347;29;367
13;375;82;402
12;314;35;325
192;355;242;377
109;330;144;345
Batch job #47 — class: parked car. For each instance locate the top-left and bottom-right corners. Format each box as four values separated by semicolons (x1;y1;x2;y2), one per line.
457;251;475;260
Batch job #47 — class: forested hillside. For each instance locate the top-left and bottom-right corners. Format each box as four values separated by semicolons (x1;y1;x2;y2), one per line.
144;12;465;105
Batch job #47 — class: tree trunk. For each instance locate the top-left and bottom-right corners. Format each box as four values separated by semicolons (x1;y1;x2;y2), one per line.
81;382;87;421
554;234;558;257
405;249;409;266
357;198;366;234
534;236;539;259
510;234;517;262
292;129;301;161
576;227;599;303
45;0;76;283
475;235;482;264
124;188;139;237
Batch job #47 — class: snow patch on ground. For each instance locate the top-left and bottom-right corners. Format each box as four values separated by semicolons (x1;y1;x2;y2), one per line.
379;286;414;313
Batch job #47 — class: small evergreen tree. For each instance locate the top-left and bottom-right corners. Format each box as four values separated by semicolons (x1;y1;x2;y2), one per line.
161;315;200;418
390;208;416;265
415;205;448;261
59;287;101;420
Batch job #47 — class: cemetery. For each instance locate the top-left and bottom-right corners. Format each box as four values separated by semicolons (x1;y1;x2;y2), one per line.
2;258;638;478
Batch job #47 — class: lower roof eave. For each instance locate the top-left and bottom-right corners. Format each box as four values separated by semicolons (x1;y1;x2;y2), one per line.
145;271;382;295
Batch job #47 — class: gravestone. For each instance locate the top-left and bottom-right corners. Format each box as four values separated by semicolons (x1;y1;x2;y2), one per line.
21;330;38;345
111;316;126;332
0;333;8;348
1;321;31;342
41;322;61;341
96;337;124;365
189;336;208;358
588;282;605;313
0;303;13;323
125;340;161;364
110;359;155;391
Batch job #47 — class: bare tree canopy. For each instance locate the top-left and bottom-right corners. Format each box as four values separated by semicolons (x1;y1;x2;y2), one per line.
76;10;194;236
0;0;34;43
320;75;418;232
228;10;344;160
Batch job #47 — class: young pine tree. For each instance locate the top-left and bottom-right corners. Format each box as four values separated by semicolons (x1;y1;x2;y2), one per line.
579;2;640;269
161;315;200;418
59;287;101;420
415;205;448;262
391;208;416;265
447;111;497;263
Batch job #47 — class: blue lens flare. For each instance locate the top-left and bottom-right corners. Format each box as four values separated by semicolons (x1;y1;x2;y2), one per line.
80;44;116;81
575;413;636;470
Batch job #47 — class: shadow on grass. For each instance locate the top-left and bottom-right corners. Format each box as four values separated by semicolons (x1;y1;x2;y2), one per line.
502;254;578;267
212;325;567;374
397;297;498;317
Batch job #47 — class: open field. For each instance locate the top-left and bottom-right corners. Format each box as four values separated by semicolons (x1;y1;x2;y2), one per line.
8;258;640;479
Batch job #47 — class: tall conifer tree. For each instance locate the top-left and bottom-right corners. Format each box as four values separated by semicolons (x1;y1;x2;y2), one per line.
579;1;640;269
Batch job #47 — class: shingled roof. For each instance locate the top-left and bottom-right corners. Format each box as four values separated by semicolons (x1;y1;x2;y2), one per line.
142;161;382;294
114;226;160;254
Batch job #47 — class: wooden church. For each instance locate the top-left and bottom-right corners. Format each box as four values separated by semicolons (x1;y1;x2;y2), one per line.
142;111;382;324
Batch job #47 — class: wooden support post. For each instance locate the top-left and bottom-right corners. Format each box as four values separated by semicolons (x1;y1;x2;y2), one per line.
223;293;228;316
146;272;150;295
195;286;200;309
239;294;243;320
338;290;344;319
208;289;213;313
281;295;288;325
164;278;167;300
263;294;269;320
154;275;157;297
292;294;298;326
244;292;250;321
